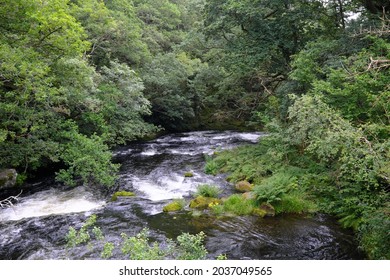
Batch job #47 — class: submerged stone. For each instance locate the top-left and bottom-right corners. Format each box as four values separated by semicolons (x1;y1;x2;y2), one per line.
259;202;276;217
163;201;184;212
111;191;135;202
252;208;267;218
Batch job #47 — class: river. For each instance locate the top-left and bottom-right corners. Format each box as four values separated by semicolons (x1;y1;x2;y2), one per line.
0;131;364;259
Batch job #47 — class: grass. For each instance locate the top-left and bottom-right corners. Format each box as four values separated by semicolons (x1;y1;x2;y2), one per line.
194;184;221;198
222;194;256;216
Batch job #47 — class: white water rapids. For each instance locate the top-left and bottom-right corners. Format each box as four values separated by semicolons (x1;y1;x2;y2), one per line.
0;186;105;222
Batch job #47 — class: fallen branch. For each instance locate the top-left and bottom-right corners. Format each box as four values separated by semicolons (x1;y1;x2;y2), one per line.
0;190;23;208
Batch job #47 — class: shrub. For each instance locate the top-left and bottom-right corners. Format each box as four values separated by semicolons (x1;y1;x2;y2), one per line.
65;216;216;260
253;172;297;204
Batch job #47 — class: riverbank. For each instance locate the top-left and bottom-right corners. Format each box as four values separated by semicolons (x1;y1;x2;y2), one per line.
204;135;389;259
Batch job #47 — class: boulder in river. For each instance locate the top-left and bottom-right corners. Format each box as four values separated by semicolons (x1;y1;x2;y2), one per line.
235;180;253;193
252;208;267;218
189;196;222;210
0;169;17;191
163;200;185;212
259;202;276;217
111;191;135;202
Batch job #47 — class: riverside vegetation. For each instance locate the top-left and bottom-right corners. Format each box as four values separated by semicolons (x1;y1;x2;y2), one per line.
0;0;389;259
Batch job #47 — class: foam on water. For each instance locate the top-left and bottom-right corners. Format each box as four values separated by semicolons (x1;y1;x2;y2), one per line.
131;175;194;201
0;186;105;222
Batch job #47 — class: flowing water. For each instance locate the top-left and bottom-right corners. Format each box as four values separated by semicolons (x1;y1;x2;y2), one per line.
0;131;364;260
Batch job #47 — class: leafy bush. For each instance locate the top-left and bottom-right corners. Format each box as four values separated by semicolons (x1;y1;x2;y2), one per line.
253;172;297;204
176;232;208;260
359;206;390;260
65;215;213;260
121;229;165;260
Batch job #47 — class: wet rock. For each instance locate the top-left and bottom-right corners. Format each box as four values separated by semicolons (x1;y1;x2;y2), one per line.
189;196;222;210
0;169;17;190
111;191;135;202
235;181;253;193
163;201;184;212
259;202;276;217
252;208;267;218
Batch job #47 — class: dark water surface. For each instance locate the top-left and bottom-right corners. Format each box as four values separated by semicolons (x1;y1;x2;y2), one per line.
0;131;364;259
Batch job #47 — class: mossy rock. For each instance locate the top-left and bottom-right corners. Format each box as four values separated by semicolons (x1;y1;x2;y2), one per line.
259;202;276;217
111;191;135;202
0;169;17;190
235;180;253;193
184;172;194;178
252;208;267;217
163;201;184;212
242;192;256;200
189;196;222;210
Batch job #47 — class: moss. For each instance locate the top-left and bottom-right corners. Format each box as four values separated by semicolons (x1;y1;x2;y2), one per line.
111;191;135;202
189;196;222;210
252;208;267;217
259;202;276;217
235;180;253;192
163;200;185;212
184;172;194;178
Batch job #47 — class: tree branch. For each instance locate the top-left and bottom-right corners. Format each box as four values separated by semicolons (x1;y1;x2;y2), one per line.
0;190;23;208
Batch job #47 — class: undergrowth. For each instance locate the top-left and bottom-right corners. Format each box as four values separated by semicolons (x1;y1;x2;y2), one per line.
205;134;390;259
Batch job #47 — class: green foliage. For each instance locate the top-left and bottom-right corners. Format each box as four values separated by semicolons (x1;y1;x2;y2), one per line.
101;242;115;259
205;145;271;184
273;193;317;215
93;61;159;145
141;52;204;130
222;194;256;216
121;228;165;260
56;133;119;187
66;214;97;248
0;0;161;187
359;206;390;260
66;216;212;260
194;184;221;198
176;231;208;260
204;155;220;176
